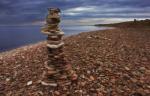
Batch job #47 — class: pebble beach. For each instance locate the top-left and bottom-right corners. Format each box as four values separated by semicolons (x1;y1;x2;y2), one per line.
0;28;150;96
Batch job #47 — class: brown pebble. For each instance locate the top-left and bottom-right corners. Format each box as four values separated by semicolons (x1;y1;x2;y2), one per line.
0;83;5;91
71;73;78;81
89;76;95;81
54;91;60;95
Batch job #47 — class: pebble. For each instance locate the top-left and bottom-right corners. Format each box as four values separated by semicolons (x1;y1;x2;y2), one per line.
130;92;143;96
146;70;150;74
27;81;33;86
79;90;83;93
111;78;116;83
87;36;92;39
125;66;130;71
97;92;103;96
139;67;146;72
131;78;137;83
75;90;83;93
80;74;85;79
80;81;86;86
37;91;43;95
0;84;5;91
147;85;150;89
87;70;91;74
6;78;10;82
71;73;78;81
144;89;150;94
54;91;60;95
141;57;147;61
89;76;95;81
41;81;57;87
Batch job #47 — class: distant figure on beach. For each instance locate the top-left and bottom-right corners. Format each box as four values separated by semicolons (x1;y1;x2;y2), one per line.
134;19;137;23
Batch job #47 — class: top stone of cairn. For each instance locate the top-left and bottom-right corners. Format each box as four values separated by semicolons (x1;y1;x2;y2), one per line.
41;8;64;35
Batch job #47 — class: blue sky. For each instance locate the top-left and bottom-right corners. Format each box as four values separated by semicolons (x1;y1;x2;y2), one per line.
0;0;150;25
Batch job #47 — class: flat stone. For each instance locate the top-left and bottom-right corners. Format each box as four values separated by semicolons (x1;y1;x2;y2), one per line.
48;15;60;19
47;35;62;41
47;40;62;45
125;66;130;71
47;70;58;75
41;81;57;87
42;31;64;36
48;35;59;39
47;42;64;49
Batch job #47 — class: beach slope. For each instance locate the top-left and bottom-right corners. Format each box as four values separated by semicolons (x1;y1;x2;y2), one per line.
0;28;150;95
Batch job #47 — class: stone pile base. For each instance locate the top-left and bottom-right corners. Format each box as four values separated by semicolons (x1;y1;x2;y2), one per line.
41;34;77;87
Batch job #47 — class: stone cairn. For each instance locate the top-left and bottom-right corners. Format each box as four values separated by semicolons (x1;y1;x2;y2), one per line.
41;8;77;87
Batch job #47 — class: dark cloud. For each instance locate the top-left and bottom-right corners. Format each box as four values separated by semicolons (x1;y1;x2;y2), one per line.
0;0;150;25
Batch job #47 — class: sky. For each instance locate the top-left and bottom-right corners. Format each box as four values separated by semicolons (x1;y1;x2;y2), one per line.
0;0;150;25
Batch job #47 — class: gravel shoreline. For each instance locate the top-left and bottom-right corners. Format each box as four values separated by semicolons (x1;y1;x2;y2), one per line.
0;28;150;96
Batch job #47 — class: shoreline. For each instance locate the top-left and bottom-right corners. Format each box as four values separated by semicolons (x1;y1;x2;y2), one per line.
0;27;150;95
0;28;114;54
0;25;110;53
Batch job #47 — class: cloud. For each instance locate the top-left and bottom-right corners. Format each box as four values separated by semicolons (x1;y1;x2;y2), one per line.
0;0;150;25
61;17;150;25
64;6;97;12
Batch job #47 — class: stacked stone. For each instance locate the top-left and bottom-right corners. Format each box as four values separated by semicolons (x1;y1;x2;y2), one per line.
41;8;76;87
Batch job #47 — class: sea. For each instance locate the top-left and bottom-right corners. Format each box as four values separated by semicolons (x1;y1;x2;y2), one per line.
0;25;112;52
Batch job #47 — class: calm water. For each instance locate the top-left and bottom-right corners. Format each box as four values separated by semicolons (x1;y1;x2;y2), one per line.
0;25;111;52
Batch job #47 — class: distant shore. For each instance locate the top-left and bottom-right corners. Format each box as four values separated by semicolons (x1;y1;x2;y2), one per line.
0;27;150;95
95;19;150;28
